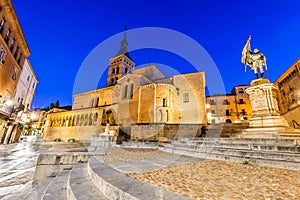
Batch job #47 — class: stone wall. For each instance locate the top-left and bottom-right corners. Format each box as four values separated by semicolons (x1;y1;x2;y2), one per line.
131;123;204;142
284;105;300;128
44;125;120;142
43;125;102;141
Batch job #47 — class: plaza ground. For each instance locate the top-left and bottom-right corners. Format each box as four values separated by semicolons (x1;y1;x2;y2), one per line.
0;142;299;199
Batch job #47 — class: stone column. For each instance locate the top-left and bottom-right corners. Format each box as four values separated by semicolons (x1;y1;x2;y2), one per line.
243;78;297;138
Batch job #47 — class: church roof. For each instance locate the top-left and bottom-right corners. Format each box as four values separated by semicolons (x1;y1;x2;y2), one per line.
133;64;165;81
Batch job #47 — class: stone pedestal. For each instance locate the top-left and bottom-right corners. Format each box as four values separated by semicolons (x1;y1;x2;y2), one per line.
243;78;299;138
88;134;116;152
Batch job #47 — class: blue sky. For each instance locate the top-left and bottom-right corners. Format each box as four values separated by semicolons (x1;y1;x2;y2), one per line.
12;0;300;108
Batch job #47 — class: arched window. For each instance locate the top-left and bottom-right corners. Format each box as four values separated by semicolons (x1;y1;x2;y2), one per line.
90;98;94;108
129;83;134;98
111;78;115;85
159;109;163;121
112;68;115;74
123;84;128;98
95;97;99;107
125;68;128;73
116;67;119;74
166;110;169;122
162;98;167;107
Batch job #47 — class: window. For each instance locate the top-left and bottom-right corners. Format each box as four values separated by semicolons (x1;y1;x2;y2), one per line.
32;82;35;89
238;88;244;94
211;110;215;114
116;67;119;74
14;46;19;58
223;99;229;105
4;29;10;43
12;67;18;81
95;97;99;107
0;47;5;64
238;99;244;104
90;98;94;108
241;109;246;115
183;92;189;102
125;68;128;73
112;68;115;74
123;84;128;99
225;109;230;116
0;19;4;33
162;98;167;107
210;99;216;105
129;83;134;98
9;39;15;51
17;54;22;65
27;76;30;81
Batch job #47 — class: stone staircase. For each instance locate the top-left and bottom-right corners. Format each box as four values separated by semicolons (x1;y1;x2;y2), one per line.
161;138;300;170
11;150;188;200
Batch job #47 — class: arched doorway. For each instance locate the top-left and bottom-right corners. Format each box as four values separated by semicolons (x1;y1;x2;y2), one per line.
225;119;232;123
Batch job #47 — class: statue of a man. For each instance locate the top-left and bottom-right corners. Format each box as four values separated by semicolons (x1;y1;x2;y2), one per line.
241;36;267;79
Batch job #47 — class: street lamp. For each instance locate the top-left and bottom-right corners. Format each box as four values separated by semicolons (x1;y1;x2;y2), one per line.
30;113;38;120
4;100;13;107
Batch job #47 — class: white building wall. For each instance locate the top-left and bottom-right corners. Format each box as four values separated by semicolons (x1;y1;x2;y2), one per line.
14;59;38;110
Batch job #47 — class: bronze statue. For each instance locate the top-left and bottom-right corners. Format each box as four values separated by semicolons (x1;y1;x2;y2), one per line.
241;36;267;79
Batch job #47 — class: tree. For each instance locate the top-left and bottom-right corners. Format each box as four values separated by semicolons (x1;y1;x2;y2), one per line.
50;103;55;110
55;100;60;108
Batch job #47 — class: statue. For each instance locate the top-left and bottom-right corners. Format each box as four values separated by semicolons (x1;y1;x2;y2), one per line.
99;123;115;136
241;36;267;79
104;123;110;135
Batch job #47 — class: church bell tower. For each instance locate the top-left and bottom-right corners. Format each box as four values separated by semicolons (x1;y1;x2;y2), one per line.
106;27;135;87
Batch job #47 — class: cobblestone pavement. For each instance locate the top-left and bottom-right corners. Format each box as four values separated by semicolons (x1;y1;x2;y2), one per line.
104;149;300;199
129;160;300;199
0;142;87;200
104;148;173;164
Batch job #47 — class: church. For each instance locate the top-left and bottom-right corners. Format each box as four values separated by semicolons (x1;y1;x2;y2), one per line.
44;30;207;142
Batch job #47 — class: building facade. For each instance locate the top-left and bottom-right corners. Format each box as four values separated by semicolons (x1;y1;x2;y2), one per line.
14;58;38;110
0;0;30;144
275;58;300;128
206;85;252;124
44;31;207;141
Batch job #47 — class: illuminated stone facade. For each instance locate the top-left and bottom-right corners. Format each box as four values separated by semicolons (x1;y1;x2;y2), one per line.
206;85;252;124
275;58;300;128
0;0;30;144
44;32;207;141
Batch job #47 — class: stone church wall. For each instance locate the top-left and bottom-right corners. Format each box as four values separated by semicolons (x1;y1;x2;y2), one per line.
131;123;205;142
43;125;102;141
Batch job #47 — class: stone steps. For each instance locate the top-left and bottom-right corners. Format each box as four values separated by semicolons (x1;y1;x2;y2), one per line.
43;169;70;200
162;142;300;170
166;142;300;154
87;156;189;200
67;163;107;200
17;169;70;200
176;138;299;145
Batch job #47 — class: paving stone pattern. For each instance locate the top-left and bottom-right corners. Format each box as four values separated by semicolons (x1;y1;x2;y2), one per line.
104;148;300;199
104;148;173;164
129;160;300;199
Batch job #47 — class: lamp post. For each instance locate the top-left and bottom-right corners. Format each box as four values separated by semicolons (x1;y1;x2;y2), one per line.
1;100;17;144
